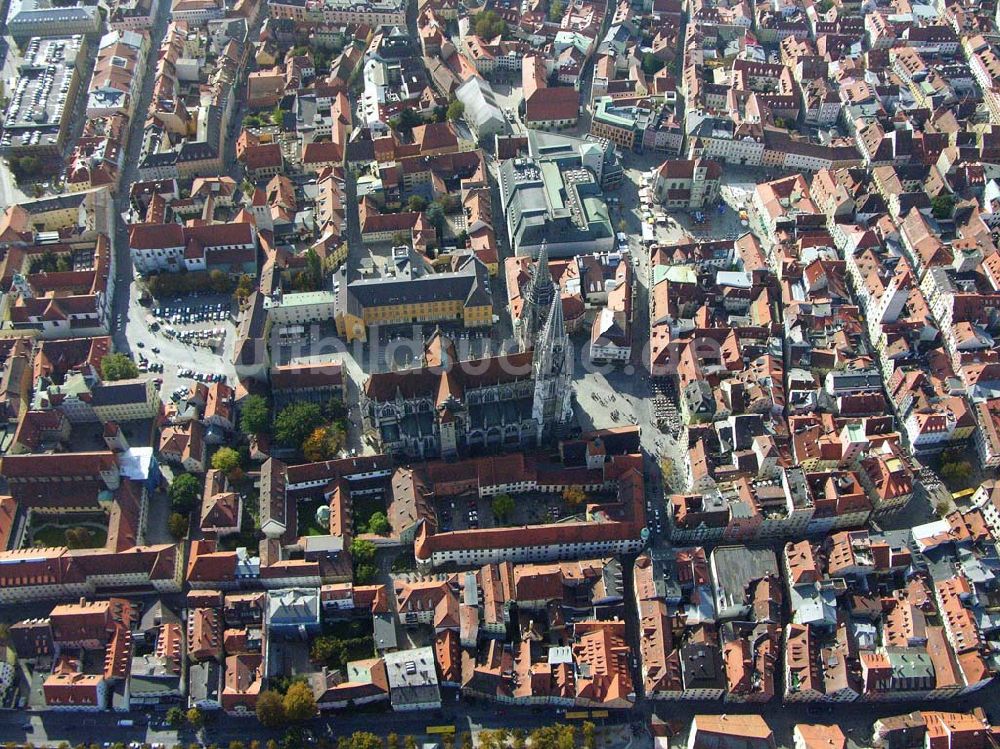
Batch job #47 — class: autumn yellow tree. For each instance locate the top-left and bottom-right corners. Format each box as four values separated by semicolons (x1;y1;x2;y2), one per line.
302;425;346;462
562;486;587;506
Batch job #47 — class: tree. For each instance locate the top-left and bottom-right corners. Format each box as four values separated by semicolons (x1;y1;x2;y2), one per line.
404;738;417;749
241;394;270;435
169;473;202;514
426;202;446;236
166;708;185;728
325;397;348;422
387;735;399;749
931;194;955;219
391;108;424;134
310;635;347;667
511;730;525;749
267;742;279;749
271;104;285;127
456;229;469;248
472;10;506;38
641;52;665;75
548;0;564;20
101;353;138;381
348;734;383;749
167;512;189;539
234;274;255;302
582;722;596;749
294;248;323;292
354;563;377;584
0;622;9;644
256;690;286;728
446;99;465;122
367;511;390;535
935;498;952;517
209;269;232;294
64;527;93;549
350;538;377;563
529;725;574;749
491;493;515;524
16;155;40;177
212;447;241;475
407;195;428;212
185;708;204;729
282;681;317;722
940;460;972;486
302;424;346;462
274;401;325;448
562;486;587;506
230;743;246;749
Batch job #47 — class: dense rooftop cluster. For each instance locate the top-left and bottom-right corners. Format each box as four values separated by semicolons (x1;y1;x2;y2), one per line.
5;0;1000;734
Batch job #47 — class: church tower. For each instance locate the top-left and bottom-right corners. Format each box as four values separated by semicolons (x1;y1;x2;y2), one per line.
517;242;555;351
532;293;573;442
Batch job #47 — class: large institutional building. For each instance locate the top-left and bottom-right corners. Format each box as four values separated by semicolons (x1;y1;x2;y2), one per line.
363;261;573;459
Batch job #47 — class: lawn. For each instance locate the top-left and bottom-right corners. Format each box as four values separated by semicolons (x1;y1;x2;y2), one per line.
324;618;372;640
298;497;329;537
391;552;416;572
29;518;107;549
353;495;387;534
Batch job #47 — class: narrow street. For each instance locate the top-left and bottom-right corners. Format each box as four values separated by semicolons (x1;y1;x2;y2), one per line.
111;1;172;355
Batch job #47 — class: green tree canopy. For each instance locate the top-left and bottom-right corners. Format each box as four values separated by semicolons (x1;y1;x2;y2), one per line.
169;473;202;514
491;494;515;524
641;52;665;75
325;396;348;422
167;512;189;540
391;108;424;134
241;394;270;435
350;538;377;563
211;447;241;474
101;353;138;381
446;99;465;121
354;563;377;584
426;202;445;232
366;511;390;535
931;194;955;219
472;10;506;38
274;401;325;448
165;708;185;728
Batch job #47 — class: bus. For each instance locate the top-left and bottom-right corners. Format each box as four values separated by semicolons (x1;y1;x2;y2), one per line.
590;711;609;719
952;488;975;501
564;712;590;720
426;726;456;735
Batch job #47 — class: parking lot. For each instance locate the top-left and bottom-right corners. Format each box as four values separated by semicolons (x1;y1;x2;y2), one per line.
151;298;232;326
121;290;238;405
435;489;594;533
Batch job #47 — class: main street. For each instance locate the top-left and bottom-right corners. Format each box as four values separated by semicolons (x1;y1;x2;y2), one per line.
4;701;641;747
